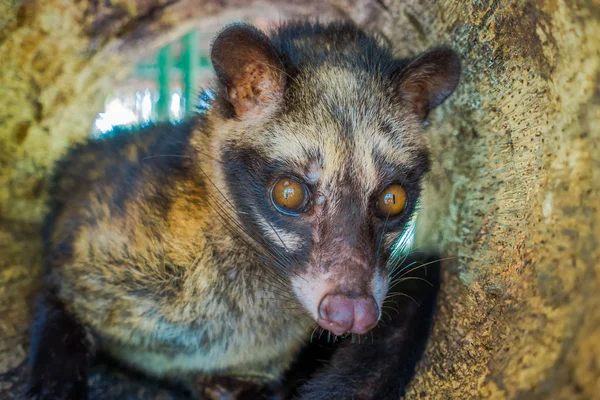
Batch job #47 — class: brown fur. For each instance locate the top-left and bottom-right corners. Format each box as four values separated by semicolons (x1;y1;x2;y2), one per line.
45;123;309;382
34;20;460;398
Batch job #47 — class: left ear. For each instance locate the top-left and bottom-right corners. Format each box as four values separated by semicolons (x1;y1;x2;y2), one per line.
395;47;461;119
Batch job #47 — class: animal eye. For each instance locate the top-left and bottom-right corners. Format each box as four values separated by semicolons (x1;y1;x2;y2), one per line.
271;177;309;215
377;184;407;217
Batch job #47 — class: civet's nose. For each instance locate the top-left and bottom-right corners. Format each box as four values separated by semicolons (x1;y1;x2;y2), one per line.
318;294;379;335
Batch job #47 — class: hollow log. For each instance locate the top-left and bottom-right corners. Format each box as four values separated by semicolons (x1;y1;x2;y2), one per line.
0;0;598;399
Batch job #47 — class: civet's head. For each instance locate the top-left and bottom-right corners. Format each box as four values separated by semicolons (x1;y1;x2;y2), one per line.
208;22;460;335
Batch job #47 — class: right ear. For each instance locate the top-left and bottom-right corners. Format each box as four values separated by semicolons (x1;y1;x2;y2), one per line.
211;24;286;119
394;47;461;120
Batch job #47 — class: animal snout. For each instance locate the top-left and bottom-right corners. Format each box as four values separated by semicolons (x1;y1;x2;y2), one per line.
318;294;379;335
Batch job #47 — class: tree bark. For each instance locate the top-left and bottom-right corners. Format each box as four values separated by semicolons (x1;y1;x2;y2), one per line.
400;2;600;398
1;0;598;399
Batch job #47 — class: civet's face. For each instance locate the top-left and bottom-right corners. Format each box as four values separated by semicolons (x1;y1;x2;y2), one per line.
210;23;460;335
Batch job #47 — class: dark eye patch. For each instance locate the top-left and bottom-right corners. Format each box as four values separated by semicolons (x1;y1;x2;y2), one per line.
220;146;312;265
368;149;430;235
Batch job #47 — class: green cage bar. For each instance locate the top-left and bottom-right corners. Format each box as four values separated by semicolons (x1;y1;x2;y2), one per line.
181;31;199;116
156;44;173;121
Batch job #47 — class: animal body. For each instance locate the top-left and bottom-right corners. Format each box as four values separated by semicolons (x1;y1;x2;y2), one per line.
27;21;459;400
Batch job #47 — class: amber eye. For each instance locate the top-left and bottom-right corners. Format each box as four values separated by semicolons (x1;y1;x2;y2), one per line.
271;177;309;215
377;184;407;217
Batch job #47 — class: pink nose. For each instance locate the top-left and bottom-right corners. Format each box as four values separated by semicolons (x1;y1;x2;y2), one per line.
318;294;379;335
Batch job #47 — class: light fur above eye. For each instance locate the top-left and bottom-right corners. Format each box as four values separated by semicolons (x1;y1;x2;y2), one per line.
271;177;309;215
377;184;407;217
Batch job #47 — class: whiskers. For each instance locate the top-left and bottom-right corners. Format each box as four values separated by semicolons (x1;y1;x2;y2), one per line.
307;324;376;346
142;153;310;325
388;255;454;287
382;252;454;322
309;324;323;343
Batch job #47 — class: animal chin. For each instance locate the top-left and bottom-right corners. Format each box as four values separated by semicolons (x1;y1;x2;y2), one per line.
291;267;388;336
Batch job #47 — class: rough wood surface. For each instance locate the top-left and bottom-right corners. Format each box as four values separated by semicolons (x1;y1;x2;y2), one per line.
1;0;599;399
402;2;600;398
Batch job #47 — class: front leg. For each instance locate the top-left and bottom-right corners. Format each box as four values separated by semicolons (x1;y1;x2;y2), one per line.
27;291;94;400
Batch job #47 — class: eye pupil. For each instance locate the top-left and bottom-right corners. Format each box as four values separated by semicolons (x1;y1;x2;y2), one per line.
283;187;294;199
384;193;396;205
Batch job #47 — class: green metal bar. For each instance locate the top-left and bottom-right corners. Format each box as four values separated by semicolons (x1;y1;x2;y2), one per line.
134;56;212;80
181;31;199;116
156;44;173;121
199;55;211;68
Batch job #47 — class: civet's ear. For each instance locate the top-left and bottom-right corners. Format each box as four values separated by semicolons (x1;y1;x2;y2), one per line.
395;47;461;119
211;24;286;119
